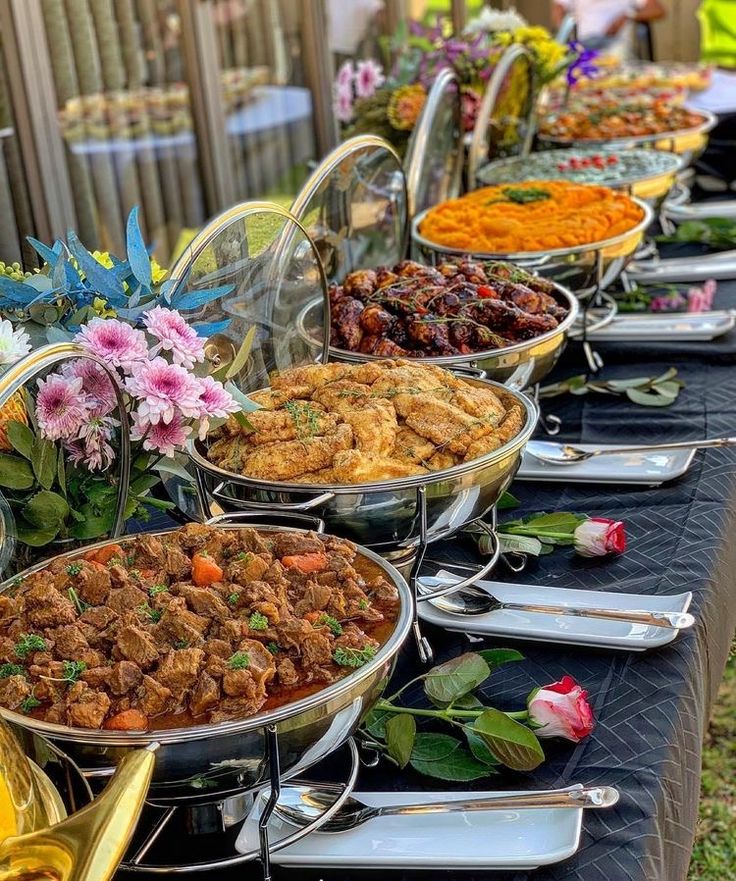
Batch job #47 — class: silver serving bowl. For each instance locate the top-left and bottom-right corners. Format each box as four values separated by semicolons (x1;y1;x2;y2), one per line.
412;198;654;296
0;524;413;806
188;377;538;552
537;109;717;168
295;286;580;389
477;148;684;213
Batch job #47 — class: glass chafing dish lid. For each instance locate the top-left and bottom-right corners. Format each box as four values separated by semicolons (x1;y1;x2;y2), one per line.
404;67;463;218
167;202;329;393
468;44;536;185
290;135;408;286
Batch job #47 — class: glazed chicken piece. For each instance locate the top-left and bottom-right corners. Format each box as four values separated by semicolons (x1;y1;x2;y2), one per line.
343;268;378;298
332;297;366;350
405;314;457;355
342;403;398;457
359;304;394;335
242;423;353;480
331;449;427;482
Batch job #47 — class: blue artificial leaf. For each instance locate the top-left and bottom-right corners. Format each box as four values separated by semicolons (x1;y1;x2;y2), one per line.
126;206;152;289
46;326;74;344
127;285;141;308
26;236;60;266
52;255;67;290
66;232;127;305
114;303;153;322
24;275;54;293
224;381;262;412
159;279;174;304
192;319;231;337
0;276;36;305
173;284;235;311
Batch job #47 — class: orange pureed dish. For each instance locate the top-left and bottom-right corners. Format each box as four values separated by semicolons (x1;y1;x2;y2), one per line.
418;180;645;253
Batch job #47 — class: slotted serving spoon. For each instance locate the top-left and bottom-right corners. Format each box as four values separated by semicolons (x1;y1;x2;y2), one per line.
274;784;620;832
526;437;736;465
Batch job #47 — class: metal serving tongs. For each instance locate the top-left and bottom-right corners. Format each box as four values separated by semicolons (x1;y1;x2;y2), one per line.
0;714;155;881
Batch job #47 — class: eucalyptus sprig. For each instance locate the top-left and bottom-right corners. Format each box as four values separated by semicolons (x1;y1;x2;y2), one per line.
362;650;551;782
539;367;684;408
656;217;736;250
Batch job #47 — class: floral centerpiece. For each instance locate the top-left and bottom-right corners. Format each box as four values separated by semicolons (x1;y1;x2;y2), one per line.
334;8;583;153
0;209;242;560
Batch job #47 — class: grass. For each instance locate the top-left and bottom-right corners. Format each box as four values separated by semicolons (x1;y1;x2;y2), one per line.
689;651;736;880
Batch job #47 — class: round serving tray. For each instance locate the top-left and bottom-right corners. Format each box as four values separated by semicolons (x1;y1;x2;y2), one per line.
411;197;654;296
294;282;580;389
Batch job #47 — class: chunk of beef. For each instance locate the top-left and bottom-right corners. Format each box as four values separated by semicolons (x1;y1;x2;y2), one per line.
301;631;333;669
276;617;312;652
272;532;325;558
136;675;172;716
108;660;143;695
0;674;31;709
66;682;111;729
222;668;258;699
334;623;379;654
159;603;209;645
108;565;131;589
79;606;118;632
178;586;229;620
190;672;220;716
154;648;204;701
22;581;76;628
162;544;191;579
75;564;111;605
229;554;271;585
209;695;267;723
51;624;89;660
115;625;159;670
293;583;332;617
236;639;276;691
132;535;165;569
277;657;299;687
107;585;148;615
82;666;110;689
0;596;16;619
205;638;234;659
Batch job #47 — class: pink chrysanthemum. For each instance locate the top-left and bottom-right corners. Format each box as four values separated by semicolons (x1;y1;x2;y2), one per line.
131;411;192;458
125;356;202;425
61;358;117;417
354;60;384;98
333;81;354;123
36;374;90;441
335;61;354;90
194;376;240;439
143;306;205;369
76;415;118;471
76;318;148;370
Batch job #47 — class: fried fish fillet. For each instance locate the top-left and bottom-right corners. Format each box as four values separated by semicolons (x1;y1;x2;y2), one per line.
248;387;313;410
341;403;398;457
391;426;437;465
311;380;373;414
331;449;427;483
462;404;526;461
208;434;251;472
242;423;353;480
270;363;351;393
246;405;337;445
400;395;492;455
451;385;506;426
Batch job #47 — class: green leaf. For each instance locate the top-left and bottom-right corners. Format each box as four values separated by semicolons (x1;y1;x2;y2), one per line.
22;490;69;528
31;437;56;490
70;505;114;540
464;727;500;767
626;388;678;407
0;454;34;490
471;708;545;772
410;733;491;782
57;451;66;498
424;653;490;705
496;491;519;510
6;421;34;459
385;713;416;769
498;533;544;556
16;523;59;546
477;648;524;670
130;474;160;495
522;512;586;532
223;381;262;413
225;324;257;381
363;707;393;740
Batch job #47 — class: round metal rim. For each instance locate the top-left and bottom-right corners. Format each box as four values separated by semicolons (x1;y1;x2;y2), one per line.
187;377;539;495
468;43;537;186
404;67;463;218
0;524;413;746
295;282;580;368
411;196;654;262
536;108;717;150
290;133;409;270
477;147;685;192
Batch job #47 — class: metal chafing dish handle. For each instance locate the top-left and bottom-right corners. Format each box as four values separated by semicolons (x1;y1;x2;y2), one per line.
416;522;501;602
210;486;335;512
205;510;327;533
664;198;736;221
627;251;736;283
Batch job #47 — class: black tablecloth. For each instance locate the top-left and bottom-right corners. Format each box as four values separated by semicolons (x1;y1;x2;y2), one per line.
265;283;736;881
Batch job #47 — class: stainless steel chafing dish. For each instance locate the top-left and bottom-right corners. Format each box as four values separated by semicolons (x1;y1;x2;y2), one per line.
0;519;413;806
411;198;654;297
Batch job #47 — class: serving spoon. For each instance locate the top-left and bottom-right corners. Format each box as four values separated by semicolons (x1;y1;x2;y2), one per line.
526;437;736;466
274;784;620;833
419;579;694;629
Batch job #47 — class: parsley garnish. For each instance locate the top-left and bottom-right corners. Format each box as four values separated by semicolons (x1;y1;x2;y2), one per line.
174;639;189;649
138;603;162;623
285;400;321;438
358;599;369;610
62;660;86;683
332;645;376;668
495;186;551;205
249;612;269;631
14;634;46;658
266;642;280;655
66;562;82;577
20;695;41;714
235;551;252;562
227;592;240;605
317;613;343;636
149;584;169;596
68;586;90;615
0;663;25;678
228;651;250;670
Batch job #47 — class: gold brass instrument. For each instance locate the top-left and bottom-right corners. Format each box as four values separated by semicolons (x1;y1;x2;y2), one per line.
0;715;154;881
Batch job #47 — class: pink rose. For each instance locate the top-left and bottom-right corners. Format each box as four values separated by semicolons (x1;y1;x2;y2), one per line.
527;676;594;742
574;517;626;558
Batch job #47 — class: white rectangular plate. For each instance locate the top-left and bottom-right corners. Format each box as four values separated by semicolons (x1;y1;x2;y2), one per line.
586;310;735;342
236;788;583;870
418;577;692;651
517;443;696;485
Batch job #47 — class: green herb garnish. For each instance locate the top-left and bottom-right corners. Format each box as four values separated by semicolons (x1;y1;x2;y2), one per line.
333;645;376;668
266;642;280;655
68;587;90;615
62;660;86;683
149;584;169;596
20;695;41;714
227;592;240;605
499;186;551;204
228;651;250;670
235;551;252;562
174;640;189;649
358;599;369;610
66;562;82;577
248;612;269;631
138;603;162;623
0;663;25;678
317;613;343;636
14;634;46;658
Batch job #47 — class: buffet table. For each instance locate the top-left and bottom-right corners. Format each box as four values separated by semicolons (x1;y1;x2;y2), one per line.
255;283;736;881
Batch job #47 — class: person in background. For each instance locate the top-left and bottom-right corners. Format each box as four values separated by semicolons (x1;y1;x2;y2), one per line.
551;0;666;59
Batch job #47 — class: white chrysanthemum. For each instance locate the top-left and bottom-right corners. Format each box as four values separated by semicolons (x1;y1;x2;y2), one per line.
0;319;31;365
465;6;527;34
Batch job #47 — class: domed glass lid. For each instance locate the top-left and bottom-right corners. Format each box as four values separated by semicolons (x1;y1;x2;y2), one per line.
167;202;329;394
468;44;537;185
290;136;408;286
404;67;464;218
